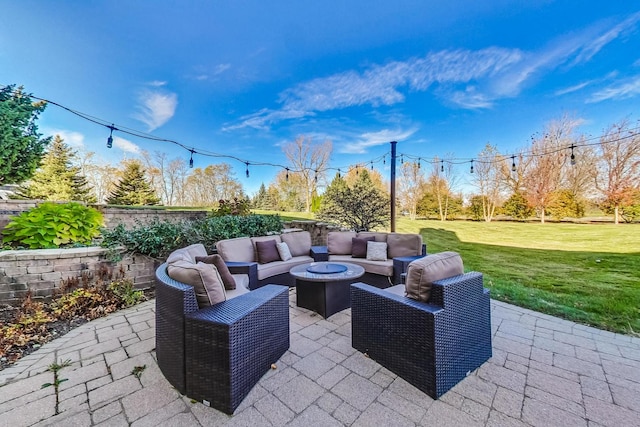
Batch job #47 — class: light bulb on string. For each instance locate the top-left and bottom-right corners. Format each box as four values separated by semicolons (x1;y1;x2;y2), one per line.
401;155;404;164
355;165;359;175
106;125;116;148
370;161;374;170
189;150;194;168
570;145;576;165
245;162;250;178
440;160;444;173
338;169;341;178
285;167;289;181
314;169;318;183
417;158;421;169
511;155;516;172
470;159;474;174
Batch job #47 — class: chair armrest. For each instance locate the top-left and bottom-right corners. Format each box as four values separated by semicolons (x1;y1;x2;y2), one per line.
310;246;329;262
224;261;258;289
392;255;425;285
421;243;427;256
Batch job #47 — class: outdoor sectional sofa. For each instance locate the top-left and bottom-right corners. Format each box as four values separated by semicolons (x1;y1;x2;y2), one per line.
215;230;426;289
155;243;290;414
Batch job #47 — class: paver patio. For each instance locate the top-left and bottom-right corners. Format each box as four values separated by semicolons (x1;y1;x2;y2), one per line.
1;288;639;426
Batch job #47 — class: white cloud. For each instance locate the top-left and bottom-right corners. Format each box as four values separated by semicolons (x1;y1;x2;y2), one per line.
554;81;593;96
588;75;640;103
133;90;178;131
574;12;640;64
113;136;141;154
44;129;85;147
340;128;418;154
148;80;167;87
191;64;232;81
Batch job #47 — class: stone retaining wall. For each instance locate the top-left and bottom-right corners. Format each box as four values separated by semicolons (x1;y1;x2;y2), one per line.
0;247;158;306
0;200;208;231
283;220;344;246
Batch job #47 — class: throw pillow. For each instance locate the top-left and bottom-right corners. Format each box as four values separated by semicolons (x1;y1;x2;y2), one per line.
405;251;464;302
366;241;388;261
256;239;280;264
167;260;226;308
276;241;293;261
195;254;237;290
352;236;375;258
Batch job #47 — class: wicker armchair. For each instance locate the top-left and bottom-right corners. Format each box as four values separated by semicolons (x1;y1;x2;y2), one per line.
350;272;492;399
155;263;290;414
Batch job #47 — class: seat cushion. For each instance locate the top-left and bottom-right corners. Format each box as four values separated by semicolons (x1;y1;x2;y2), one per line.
215;237;255;263
405;251;463;302
327;231;357;255
167;260;226;308
281;231;312;257
328;255;394;276
352;236;375;258
195;254;236;290
257;256;313;280
387;233;423;258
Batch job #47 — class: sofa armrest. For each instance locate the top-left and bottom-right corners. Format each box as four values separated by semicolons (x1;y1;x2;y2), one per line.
225;261;258;290
310;246;329;262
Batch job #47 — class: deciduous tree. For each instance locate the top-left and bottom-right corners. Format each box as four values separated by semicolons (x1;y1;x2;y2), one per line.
472;144;504;222
282;136;332;212
398;161;425;220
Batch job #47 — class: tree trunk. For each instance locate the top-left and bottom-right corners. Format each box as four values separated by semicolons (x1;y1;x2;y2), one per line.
614;205;619;225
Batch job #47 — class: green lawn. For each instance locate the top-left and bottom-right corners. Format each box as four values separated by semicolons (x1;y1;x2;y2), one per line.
255;210;639;336
397;219;640;336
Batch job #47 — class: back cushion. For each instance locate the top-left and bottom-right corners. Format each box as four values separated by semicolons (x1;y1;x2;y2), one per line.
327;231;357;255
387;233;423;258
215;237;255;263
357;232;388;242
166;243;208;265
167;260;226;308
405;252;463;302
281;231;312;257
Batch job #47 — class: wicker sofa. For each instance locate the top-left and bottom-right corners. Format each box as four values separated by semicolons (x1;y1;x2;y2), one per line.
215;230;315;289
316;231;427;288
155;244;290;414
350;252;492;399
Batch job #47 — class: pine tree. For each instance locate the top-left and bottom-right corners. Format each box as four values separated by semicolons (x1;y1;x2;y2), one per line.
17;135;96;202
0;85;51;185
106;160;161;205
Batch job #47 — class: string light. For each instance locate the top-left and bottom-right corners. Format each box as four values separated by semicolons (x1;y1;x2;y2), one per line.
285;167;289;181
440;160;444;173
400;154;404;164
417;158;421;169
570;145;576;165
338;169;341;178
470;159;474;174
355;165;359;175
245;162;250;178
314;169;318;183
189;149;194;168
511;155;516;172
106;125;116;148
383;156;386;165
370;161;373;170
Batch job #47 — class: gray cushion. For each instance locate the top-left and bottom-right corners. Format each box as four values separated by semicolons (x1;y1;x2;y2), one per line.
281;231;312;257
276;242;293;261
366;241;388;261
167;260;226;308
405;251;463;302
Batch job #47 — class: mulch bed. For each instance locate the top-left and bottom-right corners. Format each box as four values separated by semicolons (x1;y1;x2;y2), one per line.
0;288;155;372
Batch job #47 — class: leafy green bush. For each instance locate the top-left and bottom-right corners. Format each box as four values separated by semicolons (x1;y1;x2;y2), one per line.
101;214;283;258
210;198;251;217
2;202;103;249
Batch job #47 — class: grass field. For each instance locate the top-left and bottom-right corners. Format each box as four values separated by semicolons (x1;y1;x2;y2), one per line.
254;210;640;336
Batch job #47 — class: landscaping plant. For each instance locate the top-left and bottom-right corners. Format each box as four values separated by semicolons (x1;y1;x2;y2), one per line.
2;202;103;249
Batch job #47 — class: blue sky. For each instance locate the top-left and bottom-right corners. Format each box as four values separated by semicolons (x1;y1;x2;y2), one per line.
2;1;640;195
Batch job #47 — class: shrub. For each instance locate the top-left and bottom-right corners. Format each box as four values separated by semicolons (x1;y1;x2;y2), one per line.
210;198;251;217
2;202;103;249
101;214;283;258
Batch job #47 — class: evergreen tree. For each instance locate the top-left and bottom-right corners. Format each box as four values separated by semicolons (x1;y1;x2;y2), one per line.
106;160;161;205
253;182;269;209
317;170;389;231
502;192;534;220
17;135;96;202
0;85;51;184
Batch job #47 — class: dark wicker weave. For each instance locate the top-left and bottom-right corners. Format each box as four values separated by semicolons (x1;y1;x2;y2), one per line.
155;263;290;414
351;272;492;399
